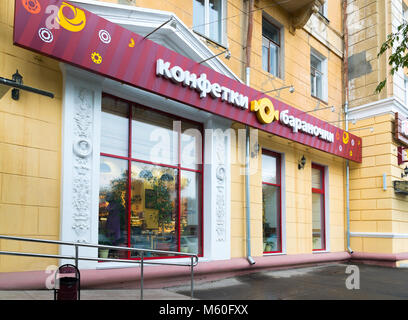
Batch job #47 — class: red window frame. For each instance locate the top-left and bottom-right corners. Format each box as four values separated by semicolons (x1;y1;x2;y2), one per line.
312;163;326;251
262;149;282;254
100;93;204;260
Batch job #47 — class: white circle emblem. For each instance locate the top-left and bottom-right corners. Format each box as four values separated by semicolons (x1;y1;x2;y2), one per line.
38;28;53;43
98;30;111;44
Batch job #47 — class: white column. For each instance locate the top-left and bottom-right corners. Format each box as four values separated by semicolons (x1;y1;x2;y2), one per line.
59;64;103;268
203;118;231;261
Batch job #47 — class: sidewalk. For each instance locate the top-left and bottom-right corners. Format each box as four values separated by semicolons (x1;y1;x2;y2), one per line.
0;289;193;300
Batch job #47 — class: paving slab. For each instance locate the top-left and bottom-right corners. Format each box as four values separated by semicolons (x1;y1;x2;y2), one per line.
0;289;193;300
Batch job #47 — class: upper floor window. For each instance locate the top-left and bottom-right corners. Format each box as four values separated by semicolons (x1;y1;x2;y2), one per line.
318;2;328;18
193;0;225;45
310;49;327;101
262;17;281;77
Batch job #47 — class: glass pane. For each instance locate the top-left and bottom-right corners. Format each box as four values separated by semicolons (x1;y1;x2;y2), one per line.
99;156;129;258
262;153;278;184
132;106;178;166
263;184;281;252
262;18;279;44
209;0;222;43
316;72;323;99
262;38;269;72
312;167;322;189
101;96;129;157
181;122;202;170
311;54;321;71
269;43;279;77
180;171;202;254
130;162;178;257
312;192;324;250
193;0;205;35
311;73;316;96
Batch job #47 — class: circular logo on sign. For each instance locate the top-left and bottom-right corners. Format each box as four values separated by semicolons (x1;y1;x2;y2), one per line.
38;28;53;43
339;145;343;152
91;52;102;64
22;0;41;14
342;131;349;145
351;139;355;146
98;30;111;44
57;2;86;32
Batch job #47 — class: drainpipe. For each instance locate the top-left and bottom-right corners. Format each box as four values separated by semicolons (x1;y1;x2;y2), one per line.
245;0;255;265
343;0;353;254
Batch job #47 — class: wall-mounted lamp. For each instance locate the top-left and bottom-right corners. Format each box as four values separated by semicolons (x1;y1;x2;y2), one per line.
298;155;306;170
199;49;231;64
402;166;408;178
0;70;54;100
11;70;23;100
263;85;295;94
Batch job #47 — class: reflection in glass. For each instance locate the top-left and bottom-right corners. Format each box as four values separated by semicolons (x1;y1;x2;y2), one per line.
262;184;281;252
193;0;205;35
180;171;202;254
101;96;129;157
99;156;128;258
209;0;222;43
312;168;322;189
262;153;278;184
130;162;178;257
312;193;324;250
132;106;178;165
181;122;202;170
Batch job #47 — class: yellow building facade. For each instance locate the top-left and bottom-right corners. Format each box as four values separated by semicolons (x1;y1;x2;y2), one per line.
0;0;404;285
346;0;408;266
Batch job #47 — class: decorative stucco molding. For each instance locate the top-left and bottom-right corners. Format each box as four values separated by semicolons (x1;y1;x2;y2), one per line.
214;132;227;242
71;88;94;243
290;0;325;34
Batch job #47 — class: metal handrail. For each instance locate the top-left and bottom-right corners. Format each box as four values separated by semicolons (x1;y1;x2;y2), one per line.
0;235;198;299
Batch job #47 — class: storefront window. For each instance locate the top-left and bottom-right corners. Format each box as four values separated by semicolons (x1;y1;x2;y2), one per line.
262;151;282;253
312;164;325;251
99;94;203;259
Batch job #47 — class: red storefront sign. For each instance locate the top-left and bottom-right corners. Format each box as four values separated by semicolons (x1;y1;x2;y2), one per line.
13;0;362;162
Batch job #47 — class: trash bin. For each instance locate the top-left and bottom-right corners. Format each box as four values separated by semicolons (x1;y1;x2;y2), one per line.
54;264;80;300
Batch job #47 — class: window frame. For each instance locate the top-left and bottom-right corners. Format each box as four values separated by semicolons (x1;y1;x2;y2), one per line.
262;17;281;78
318;3;328;19
310;49;328;102
262;149;282;254
311;163;326;252
99;92;204;260
193;0;227;46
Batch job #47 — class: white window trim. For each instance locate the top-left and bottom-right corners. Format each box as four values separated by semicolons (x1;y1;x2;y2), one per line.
193;0;227;47
310;48;328;102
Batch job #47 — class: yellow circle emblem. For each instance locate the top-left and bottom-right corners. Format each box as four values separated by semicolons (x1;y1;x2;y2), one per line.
57;2;86;32
342;131;349;145
250;98;279;124
91;52;102;64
